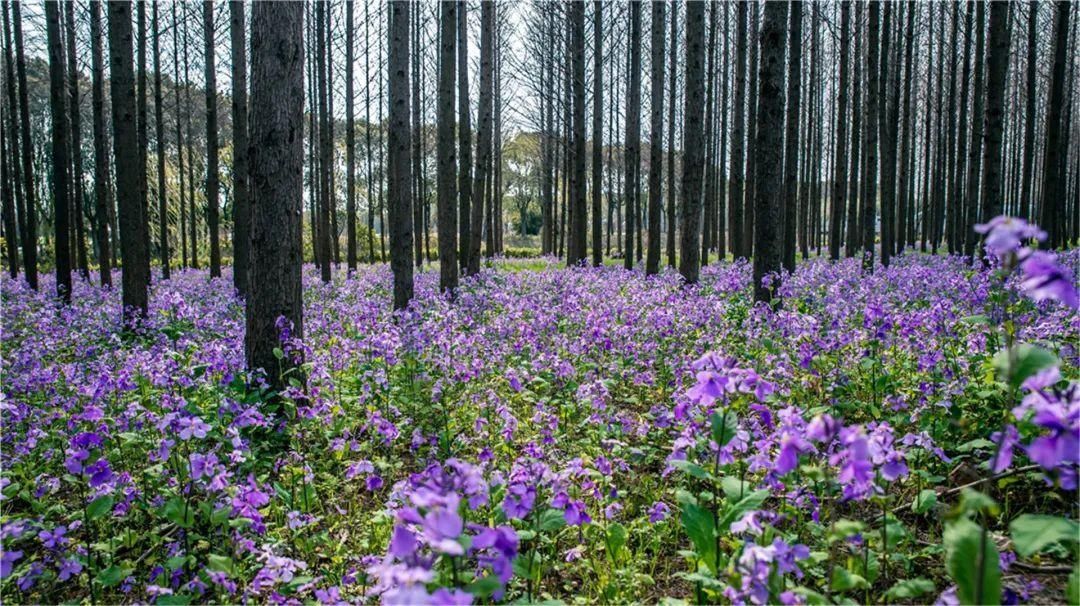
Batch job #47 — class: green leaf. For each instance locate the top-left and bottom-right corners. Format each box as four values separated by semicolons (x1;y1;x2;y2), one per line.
912;489;938;514
607;523;628;554
717;489;770;534
464;575;502;598
884;578;936;600
720;476;752;500
680;502;717;574
165;555;188;571
538;508;567;533
1067;565;1079;606
831;568;869;592
956;489;1000;518
961;314;991;325
155;596;193;606
993;345;1059;389
273;347;284;360
86;495;114;520
207;554;235;575
670;459;714;481
1008;515;1080;558
944;518;1001;605
790;587;831;605
710;410;739;447
162;497;195;529
96;565;132;588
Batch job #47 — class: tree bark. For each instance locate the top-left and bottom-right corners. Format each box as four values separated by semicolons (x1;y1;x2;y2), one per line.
12;1;37;289
646;0;665;275
468;1;494;276
152;2;169;280
65;1;89;281
666;0;678;267
679;0;705;284
316;1;331;282
230;0;249;292
108;0;149;320
1038;0;1069;248
388;0;414;307
980;0;1010;244
46;0;72;302
246;0;304;388
1;2;22;280
591;0;603;267
783;1;802;271
458;1;472;272
752;0;786;303
437;0;458;293
829;2;849;261
861;1;880;271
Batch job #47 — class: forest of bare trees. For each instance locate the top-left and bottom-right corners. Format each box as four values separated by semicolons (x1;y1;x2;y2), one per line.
2;0;1079;369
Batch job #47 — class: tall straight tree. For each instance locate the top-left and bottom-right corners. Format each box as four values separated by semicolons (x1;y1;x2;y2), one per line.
729;0;748;259
173;2;187;268
752;0;786;302
137;3;149;279
457;1;472;272
12;1;36;289
782;1;802;271
679;0;705;284
246;0;304;387
591;0;603;267
1039;0;1070;247
963;2;989;257
1020;2;1038;221
108;0;149;320
468;1;494;276
567;0;586;266
388;0;414;307
203;1;221;277
742;6;759;258
880;2;900;266
90;0;111;286
980;0;1010;244
437;0;458;293
623;1;641;270
345;0;356;272
896;0;916;255
153;2;169;279
65;1;89;280
1;119;14;279
45;0;71;303
701;5;717;266
646;0;665;276
315;1;331;282
951;2;973;256
231;0;249;292
829;2;849;260
2;1;22;280
861;1;880;271
665;0;678;267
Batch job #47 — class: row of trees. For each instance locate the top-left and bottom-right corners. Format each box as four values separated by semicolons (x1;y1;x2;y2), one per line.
2;1;1079;383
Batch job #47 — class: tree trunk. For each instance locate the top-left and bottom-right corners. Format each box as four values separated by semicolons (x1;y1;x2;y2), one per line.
783;1;803;270
896;1;915;256
952;2;973;257
108;0;149;319
679;0;705;284
137;2;150;281
742;6;759;259
880;1;899;266
437;0;457;293
1039;0;1069;248
458;0;472;272
666;0;678;267
701;5;717;267
752;0;786;302
230;0;249;292
46;0;72;302
468;1;494;276
151;2;169;280
980;0;1010;244
12;1;37;289
173;2;186;270
567;0;586;266
646;0;664;275
90;0;111;284
846;3;863;256
246;0;304;388
1020;2;1038;221
729;0;747;259
862;1;880;271
315;1;331;282
65;1;89;281
829;2;849;260
621;1;641;270
2;2;22;280
591;0;603;267
388;0;414;307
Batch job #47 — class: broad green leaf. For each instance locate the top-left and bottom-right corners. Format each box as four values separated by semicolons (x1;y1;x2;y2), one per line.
720;476;752;500
710;410;739;447
884;578;936;600
207;554;235;575
944;518;1001;605
607;523;628;554
717;489;770;534
993;345;1059;389
831;568;869;592
464;575;503;598
156;595;193;606
86;495;114;520
955;489;1000;518
162;497;195;529
912;489;937;514
1008;515;1080;558
96;565;132;588
538;508;567;533
680;502;717;574
670;460;714;481
791;587;831;605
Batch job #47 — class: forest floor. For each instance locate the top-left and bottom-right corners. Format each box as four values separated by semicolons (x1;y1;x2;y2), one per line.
1;252;1077;605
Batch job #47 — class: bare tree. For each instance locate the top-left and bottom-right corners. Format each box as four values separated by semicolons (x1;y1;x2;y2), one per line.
437;0;458;293
231;0;249;292
1039;0;1069;247
388;0;414;307
752;0;786;302
65;1;89;280
646;0;665;275
679;0;704;284
783;1;802;270
979;0;1010;245
46;0;72;302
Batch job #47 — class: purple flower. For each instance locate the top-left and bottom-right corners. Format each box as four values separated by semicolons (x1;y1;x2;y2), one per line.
990;425;1020;473
57;557;83;582
0;550;22;578
974;216;1045;259
422;509;464;555
178;416;212;440
389;525;418;559
1018;250;1079;309
38;525;68;549
563;500;590;526
647;501;670;523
